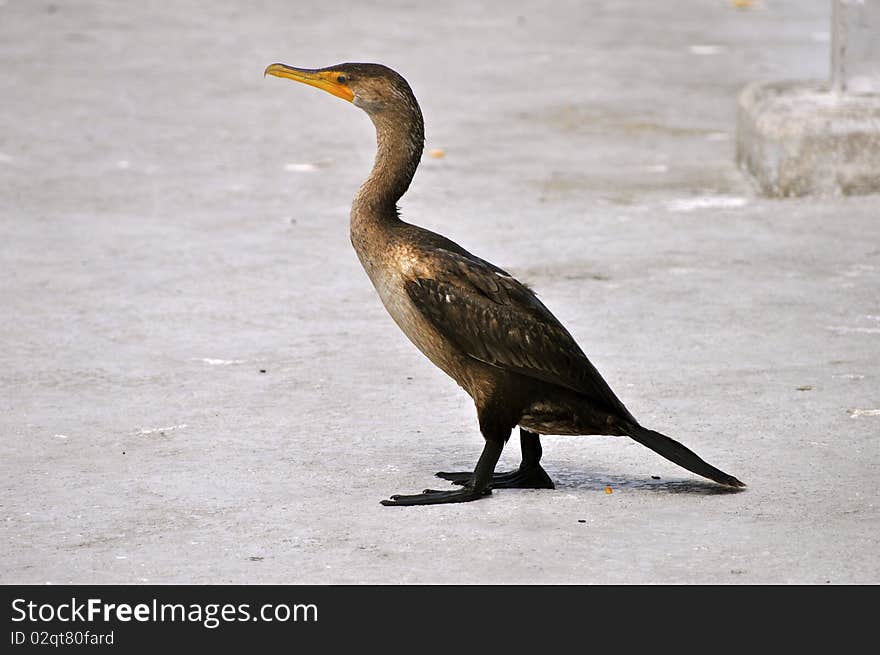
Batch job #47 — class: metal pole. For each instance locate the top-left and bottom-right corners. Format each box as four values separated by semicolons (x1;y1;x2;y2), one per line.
831;0;847;94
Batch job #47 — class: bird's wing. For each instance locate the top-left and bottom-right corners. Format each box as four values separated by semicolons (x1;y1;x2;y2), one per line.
405;249;634;420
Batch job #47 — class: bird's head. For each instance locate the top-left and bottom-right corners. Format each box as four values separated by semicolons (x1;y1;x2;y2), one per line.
264;62;418;117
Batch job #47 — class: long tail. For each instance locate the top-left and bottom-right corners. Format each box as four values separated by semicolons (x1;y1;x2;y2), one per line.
623;423;745;488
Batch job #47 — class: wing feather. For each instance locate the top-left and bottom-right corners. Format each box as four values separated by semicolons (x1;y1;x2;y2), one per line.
405;249;633;420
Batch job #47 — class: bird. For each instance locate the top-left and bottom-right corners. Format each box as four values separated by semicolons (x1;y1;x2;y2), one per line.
264;62;745;506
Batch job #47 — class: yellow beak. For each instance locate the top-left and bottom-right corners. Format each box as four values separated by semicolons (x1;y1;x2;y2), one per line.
264;63;354;103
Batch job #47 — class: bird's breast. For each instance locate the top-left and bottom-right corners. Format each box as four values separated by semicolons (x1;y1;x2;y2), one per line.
354;240;469;385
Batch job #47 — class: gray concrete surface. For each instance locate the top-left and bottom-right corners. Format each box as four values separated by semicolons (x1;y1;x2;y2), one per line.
1;0;878;584
737;80;880;196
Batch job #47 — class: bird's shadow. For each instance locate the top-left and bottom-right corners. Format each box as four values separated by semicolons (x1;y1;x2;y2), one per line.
549;468;745;495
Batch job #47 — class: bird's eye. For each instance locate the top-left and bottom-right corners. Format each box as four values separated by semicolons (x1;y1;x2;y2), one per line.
336;75;347;84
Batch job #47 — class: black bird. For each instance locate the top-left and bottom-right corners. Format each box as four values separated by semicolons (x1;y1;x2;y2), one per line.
265;62;745;506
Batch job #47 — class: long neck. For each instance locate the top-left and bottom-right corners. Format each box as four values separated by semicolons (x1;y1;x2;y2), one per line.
351;105;424;229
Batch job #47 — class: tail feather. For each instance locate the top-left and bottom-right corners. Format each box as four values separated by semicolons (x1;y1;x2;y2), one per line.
623;423;745;488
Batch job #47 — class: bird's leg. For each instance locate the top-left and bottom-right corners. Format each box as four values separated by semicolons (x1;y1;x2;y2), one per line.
380;439;504;506
436;428;554;489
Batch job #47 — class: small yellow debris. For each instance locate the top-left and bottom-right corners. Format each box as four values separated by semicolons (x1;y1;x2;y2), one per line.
731;0;756;9
604;486;613;494
428;148;445;159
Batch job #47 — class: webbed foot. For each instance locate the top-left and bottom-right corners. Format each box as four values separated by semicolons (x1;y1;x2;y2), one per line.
380;487;492;506
435;465;554;489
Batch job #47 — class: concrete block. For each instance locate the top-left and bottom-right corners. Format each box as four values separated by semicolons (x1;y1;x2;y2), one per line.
736;81;880;197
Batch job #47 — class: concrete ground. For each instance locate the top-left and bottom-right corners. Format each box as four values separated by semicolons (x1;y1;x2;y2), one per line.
1;0;877;584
